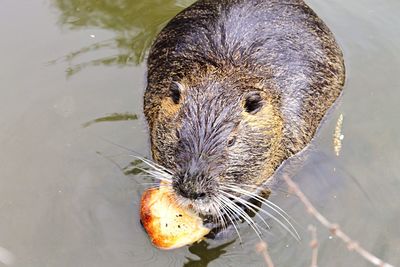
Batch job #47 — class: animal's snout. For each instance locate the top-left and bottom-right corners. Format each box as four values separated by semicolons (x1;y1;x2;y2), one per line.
175;181;208;200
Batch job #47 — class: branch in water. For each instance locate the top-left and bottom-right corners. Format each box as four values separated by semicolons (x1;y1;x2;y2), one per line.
283;175;394;267
308;225;318;267
256;241;274;267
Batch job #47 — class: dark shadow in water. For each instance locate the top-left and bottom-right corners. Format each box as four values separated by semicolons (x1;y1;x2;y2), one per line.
82;112;138;128
50;0;195;77
123;159;147;176
184;240;235;267
96;152;147;175
96;151;156;190
93;136;153;177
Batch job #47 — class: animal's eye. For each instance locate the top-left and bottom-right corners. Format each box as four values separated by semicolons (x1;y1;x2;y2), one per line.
227;136;236;147
170;82;181;104
244;92;263;114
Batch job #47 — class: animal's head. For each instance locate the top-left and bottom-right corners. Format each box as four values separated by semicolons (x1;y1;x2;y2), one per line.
147;73;286;214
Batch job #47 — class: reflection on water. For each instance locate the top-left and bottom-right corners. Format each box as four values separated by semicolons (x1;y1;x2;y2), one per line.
123;159;147;176
51;0;195;77
82;112;138;128
333;114;344;156
184;240;235;267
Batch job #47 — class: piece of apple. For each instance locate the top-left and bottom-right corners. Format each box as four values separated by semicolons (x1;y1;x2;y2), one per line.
140;185;210;250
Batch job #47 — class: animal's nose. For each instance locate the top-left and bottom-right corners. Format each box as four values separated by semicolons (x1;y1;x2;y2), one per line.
176;184;207;200
194;192;207;200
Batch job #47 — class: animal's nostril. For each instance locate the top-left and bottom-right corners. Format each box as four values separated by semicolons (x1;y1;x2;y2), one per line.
176;185;190;199
196;192;206;199
175;184;199;199
176;185;207;200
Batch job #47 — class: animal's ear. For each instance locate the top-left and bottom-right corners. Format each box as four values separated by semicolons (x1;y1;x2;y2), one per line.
244;91;264;114
170;82;184;104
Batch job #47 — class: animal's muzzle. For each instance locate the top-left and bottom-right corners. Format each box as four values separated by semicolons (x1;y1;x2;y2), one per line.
174;178;208;200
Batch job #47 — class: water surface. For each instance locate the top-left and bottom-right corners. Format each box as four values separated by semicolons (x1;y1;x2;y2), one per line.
0;0;399;266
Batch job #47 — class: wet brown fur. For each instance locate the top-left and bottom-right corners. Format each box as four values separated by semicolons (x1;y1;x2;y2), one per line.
143;0;345;207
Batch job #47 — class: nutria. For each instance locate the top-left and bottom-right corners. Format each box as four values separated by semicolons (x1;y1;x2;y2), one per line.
143;0;345;230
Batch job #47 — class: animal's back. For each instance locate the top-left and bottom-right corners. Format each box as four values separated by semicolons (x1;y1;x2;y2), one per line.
145;0;345;157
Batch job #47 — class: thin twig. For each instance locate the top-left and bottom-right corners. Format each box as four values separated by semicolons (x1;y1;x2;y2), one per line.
256;241;275;267
308;225;318;267
283;175;394;267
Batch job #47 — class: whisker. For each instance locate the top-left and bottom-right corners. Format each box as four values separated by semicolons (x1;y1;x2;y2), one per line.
219;195;263;240
143;183;173;190
95;135;145;157
225;182;291;196
222;196;263;239
215;196;243;244
222;185;298;229
218;197;236;233
136;168;172;183
212;201;227;232
224;184;295;218
141;167;172;179
220;189;300;241
219;189;271;231
222;184;300;239
226;183;260;190
211;201;230;239
131;155;173;175
133;173;171;181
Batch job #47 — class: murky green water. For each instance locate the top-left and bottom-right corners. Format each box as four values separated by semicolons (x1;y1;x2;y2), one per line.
1;0;399;266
